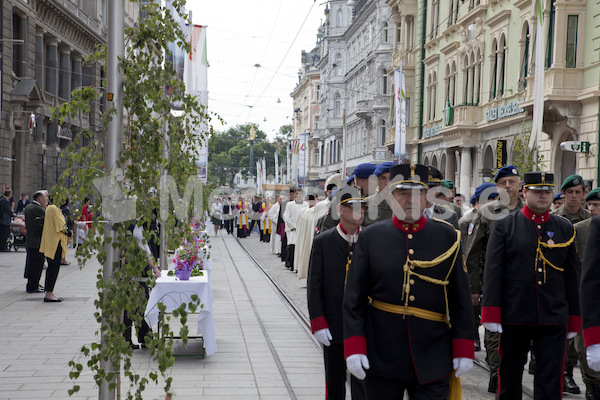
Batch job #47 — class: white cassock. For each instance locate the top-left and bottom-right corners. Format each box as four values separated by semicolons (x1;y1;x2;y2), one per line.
283;201;307;246
295;206;318;279
268;202;281;254
313;198;331;222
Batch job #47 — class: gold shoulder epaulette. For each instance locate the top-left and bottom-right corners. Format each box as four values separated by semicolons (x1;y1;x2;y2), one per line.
433;217;454;227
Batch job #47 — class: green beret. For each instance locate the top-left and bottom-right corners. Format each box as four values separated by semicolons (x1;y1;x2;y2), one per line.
586;188;600;202
561;174;585;191
441;179;454;189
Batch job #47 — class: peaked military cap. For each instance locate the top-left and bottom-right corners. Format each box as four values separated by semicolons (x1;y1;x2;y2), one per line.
374;161;395;177
494;164;519;183
353;163;377;179
389;163;429;190
586;188;600;202
523;172;555;190
427;166;443;187
338;186;366;205
561;174;585;191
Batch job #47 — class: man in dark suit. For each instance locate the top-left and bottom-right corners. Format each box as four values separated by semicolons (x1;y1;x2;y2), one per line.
24;191;48;293
0;189;15;251
481;172;580;400
343;163;474;399
308;187;366;400
423;166;459;229
222;197;234;234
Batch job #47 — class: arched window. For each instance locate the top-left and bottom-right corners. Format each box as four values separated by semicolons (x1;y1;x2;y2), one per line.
336;9;343;27
432;72;437;118
497;35;506;97
489;39;498;101
462;54;470;104
378;120;386;146
334;92;341;117
473;51;481;104
313;148;320;166
519;23;530;90
381;69;388;95
382;22;389;43
427;74;432;121
451;61;457;105
445;64;451;105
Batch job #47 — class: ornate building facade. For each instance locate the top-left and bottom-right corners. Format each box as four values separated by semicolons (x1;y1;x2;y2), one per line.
387;0;599;197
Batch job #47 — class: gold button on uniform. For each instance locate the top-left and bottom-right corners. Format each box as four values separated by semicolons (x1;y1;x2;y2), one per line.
409;249;415;255
538;268;543;273
410;266;415;270
408;234;413;239
410;279;415;285
537;225;542;229
538;281;543;285
409;295;415;301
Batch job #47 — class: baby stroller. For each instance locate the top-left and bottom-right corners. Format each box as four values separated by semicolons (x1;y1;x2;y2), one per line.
7;215;26;251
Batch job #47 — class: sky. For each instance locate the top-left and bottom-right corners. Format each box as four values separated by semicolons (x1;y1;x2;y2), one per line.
186;1;326;140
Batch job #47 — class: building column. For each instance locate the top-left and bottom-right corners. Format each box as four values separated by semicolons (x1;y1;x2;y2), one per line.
46;39;59;98
496;49;504;98
445;150;456;183
400;15;407;52
35;29;45;90
474;61;481;104
467;63;474;104
71;56;82;90
459;147;472;198
59;47;71;100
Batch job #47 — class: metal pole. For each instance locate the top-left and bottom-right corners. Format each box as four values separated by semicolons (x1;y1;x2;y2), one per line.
160;117;168;270
100;1;124;399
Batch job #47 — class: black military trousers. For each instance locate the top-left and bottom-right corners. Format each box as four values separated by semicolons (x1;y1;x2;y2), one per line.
323;343;366;400
25;247;45;292
364;372;449;399
498;324;566;400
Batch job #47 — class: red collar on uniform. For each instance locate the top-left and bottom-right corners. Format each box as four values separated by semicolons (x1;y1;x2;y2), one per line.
338;223;360;236
522;205;550;223
392;215;427;233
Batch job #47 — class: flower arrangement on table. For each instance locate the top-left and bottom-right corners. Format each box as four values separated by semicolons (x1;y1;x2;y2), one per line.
168;241;204;280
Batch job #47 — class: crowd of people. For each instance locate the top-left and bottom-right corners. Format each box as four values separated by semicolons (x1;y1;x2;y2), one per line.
209;161;600;400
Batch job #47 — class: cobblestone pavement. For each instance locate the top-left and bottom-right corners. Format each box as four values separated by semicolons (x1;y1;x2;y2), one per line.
231;225;587;400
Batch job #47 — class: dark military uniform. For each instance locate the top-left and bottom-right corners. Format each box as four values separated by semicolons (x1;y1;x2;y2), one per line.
429;204;459;229
482;202;580;399
24;201;45;292
581;217;600;375
343;215;474;398
308;225;365;400
363;193;393;226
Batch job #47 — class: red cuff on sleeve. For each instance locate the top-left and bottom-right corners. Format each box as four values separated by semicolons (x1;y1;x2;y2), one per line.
583;327;600;347
481;306;501;324
310;316;329;334
568;316;581;334
344;335;367;359
453;338;475;359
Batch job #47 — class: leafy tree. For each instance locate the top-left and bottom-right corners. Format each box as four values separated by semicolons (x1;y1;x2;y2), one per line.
508;123;546;179
52;1;213;398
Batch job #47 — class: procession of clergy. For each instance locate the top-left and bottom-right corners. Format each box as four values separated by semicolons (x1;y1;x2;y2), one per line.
210;161;600;400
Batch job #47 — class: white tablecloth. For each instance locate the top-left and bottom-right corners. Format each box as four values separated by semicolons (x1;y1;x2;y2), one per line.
144;274;217;356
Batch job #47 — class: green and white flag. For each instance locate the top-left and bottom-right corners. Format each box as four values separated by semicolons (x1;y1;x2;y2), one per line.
529;0;545;150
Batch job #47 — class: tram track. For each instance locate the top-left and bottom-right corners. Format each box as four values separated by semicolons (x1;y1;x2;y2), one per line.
231;234;534;399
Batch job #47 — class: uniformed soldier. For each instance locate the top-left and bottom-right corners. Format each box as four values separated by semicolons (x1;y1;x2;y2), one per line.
551;174;590;394
574;188;600;399
553;192;565;210
458;182;498;352
481;172;580;400
308;187;366;400
440;179;464;218
465;164;523;393
349;163;377;197
343;163;474;399
423;166;459;229
363;161;394;226
580;216;600;395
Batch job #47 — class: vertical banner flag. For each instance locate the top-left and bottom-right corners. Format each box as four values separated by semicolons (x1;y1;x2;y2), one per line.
342;109;347;180
298;134;309;187
286;143;291;185
262;158;267;184
394;63;406;163
529;0;544;150
275;151;280;183
291;139;299;187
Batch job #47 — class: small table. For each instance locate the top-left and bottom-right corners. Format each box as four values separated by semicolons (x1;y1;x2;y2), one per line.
144;274;217;356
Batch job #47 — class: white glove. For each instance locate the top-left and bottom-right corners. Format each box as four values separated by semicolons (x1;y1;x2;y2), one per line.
567;332;577;340
453;357;473;377
314;328;332;347
346;354;370;380
587;344;600;372
483;322;503;333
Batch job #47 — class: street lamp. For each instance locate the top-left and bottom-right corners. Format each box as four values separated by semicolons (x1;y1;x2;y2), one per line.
249;124;255;178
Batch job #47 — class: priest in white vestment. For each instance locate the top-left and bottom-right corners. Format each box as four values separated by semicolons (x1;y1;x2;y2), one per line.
283;189;307;270
295;194;318;278
268;195;283;255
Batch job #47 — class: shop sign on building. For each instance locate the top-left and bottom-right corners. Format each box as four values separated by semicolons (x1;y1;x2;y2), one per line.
560;141;590;153
496;140;507;168
485;101;525;122
423;124;443;139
